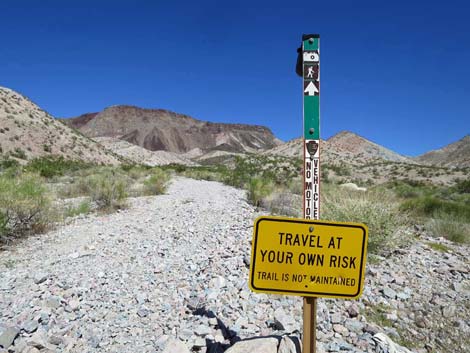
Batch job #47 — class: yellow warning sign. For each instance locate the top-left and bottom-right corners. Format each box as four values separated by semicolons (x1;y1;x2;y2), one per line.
249;216;368;299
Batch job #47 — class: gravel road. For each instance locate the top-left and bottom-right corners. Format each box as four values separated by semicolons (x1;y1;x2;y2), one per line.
1;177;469;353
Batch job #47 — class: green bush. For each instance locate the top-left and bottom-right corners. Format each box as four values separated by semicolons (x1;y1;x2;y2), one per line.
321;185;406;254
26;157;93;179
86;171;128;210
64;200;92;218
0;173;52;239
453;178;470;194
247;177;273;207
400;196;470;219
0;158;20;172
426;213;469;244
143;169;170;195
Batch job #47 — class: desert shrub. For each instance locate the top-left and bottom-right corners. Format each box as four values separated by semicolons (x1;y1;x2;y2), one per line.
121;164;152;178
57;176;91;198
182;166;227;182
386;180;424;199
287;177;303;195
26;157;93;179
260;190;301;217
86;171;128;210
0;173;53;240
143;169;171;195
0;158;20;172
247;177;273;207
425;212;469;244
164;163;187;173
64;199;92;218
120;164;136;172
453;178;470;194
11;148;27;160
328;163;352;176
321;185;406;254
400;196;470;219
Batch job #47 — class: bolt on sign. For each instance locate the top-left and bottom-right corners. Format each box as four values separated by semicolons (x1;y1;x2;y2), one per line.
249;216;368;299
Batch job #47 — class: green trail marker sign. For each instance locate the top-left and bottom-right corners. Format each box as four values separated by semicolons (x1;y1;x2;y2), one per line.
302;34;320;220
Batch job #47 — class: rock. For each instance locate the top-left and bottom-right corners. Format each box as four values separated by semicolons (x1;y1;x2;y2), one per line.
68;299;80;311
266;319;284;331
278;336;299;353
44;296;61;309
23;347;41;353
243;256;250;268
210;276;226;289
363;324;380;335
214;334;224;343
33;273;48;285
27;329;50;349
452;280;470;294
194;324;212;337
225;337;278;353
397;291;411;300
325;341;340;352
347;304;360;318
0;326;20;349
344;319;364;334
162;338;191;353
48;335;64;346
372;333;414;353
442;305;456;318
12;337;28;352
332;324;348;336
22;320;39;334
330;313;342;324
192;337;206;348
234;317;248;329
88;335;100;348
137;308;149;317
382;287;397;299
415;316;427;328
339;183;367;192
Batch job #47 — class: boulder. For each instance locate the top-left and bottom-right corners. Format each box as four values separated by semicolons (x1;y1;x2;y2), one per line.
225;337;278;353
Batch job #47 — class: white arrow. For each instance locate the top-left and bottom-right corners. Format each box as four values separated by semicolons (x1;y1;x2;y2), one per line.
304;81;319;96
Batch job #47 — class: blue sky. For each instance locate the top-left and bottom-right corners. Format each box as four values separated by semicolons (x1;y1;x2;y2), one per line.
0;0;469;156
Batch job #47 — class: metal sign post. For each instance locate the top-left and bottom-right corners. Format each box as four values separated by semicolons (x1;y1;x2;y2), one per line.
301;33;320;353
247;33;369;353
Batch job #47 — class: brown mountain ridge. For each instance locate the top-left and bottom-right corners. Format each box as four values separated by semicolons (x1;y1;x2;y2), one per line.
62;106;282;155
414;135;470;168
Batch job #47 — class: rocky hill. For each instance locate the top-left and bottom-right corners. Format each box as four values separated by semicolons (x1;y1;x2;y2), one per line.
62;106;282;155
414;135;470;168
0;87;121;165
264;132;413;164
326;131;413;164
263;133;469;186
94;137;195;167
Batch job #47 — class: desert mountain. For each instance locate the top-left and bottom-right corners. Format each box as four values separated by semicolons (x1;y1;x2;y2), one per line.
0;87;121;164
94;137;195;167
264;132;469;186
63;106;282;155
326;131;413;163
264;131;413;164
414;135;470;168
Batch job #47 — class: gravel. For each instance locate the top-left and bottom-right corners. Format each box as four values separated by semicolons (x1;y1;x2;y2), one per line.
0;177;469;353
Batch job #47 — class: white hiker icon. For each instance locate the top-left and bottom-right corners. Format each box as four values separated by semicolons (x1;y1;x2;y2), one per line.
307;66;314;78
